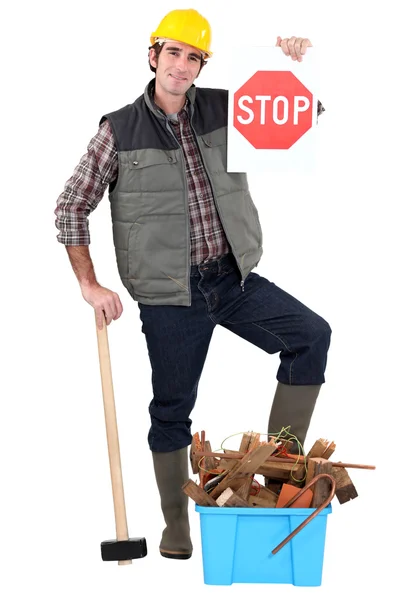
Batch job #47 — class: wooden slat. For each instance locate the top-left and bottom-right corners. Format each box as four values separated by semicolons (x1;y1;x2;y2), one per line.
256;461;303;480
181;479;219;506
322;441;336;459
305;457;322;486
209;443;277;499
311;461;334;508
307;439;330;458
203;441;216;471
190;432;202;474
239;432;254;453
332;466;358;504
248;433;261;451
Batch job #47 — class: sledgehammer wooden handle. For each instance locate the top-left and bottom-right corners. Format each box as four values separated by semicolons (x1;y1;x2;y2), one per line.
96;312;131;566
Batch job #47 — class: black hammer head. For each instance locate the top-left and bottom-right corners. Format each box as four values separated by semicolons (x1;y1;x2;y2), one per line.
101;537;147;561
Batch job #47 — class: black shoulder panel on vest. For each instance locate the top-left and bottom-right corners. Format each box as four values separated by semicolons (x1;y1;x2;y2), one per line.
99;87;228;152
100;95;179;152
191;88;228;136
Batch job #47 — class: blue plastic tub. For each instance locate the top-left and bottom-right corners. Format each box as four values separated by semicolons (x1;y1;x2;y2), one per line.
195;503;332;586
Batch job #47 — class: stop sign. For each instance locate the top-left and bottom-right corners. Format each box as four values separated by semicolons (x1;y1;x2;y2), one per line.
233;71;314;149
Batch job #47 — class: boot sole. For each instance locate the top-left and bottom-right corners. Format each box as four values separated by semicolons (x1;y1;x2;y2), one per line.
160;550;192;560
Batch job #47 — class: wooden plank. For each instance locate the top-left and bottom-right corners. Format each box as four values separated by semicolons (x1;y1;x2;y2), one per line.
181;479;219;506
307;438;330;458
332;466;358;504
239;432;255;453
190;432;202;474
203;441;216;471
305;457;322;486
216;488;250;507
311;461;334;508
256;461;303;480
248;433;261;451
288;464;306;487
322;441;336;459
209;443;277;499
199;431;206;488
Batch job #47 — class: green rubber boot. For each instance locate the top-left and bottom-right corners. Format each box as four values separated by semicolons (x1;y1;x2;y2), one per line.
152;447;192;559
268;382;322;454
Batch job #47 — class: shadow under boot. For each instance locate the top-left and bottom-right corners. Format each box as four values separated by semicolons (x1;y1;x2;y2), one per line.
268;382;322;454
152;447;192;559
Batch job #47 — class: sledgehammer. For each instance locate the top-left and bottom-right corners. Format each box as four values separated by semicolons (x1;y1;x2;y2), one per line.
95;311;147;564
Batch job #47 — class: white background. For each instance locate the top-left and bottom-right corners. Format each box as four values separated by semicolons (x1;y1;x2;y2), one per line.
1;0;398;597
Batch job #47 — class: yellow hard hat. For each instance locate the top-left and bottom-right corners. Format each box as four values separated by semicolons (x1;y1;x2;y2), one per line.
150;8;213;58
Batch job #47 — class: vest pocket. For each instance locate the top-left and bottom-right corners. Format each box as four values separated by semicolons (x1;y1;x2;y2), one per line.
128;151;179;194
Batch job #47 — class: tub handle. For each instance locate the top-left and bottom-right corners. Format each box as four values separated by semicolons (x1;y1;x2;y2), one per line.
271;473;336;555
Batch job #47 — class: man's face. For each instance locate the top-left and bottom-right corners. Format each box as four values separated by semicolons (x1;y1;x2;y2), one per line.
150;40;203;97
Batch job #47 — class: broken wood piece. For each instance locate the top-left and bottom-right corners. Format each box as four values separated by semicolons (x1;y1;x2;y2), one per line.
239;432;259;453
307;438;332;458
322;441;336;459
311;461;333;508
216;488;250;507
248;433;261;451
181;479;219;506
256;460;303;480
190;432;202;474
203;441;217;471
305;457;325;487
209;442;277;499
332;466;358;504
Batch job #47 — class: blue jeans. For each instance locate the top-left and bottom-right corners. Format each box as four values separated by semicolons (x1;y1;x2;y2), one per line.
138;253;331;452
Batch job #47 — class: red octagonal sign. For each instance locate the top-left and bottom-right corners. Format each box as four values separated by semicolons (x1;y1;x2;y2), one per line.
233;71;313;149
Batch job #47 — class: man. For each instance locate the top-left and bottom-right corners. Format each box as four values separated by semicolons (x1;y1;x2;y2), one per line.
55;8;331;560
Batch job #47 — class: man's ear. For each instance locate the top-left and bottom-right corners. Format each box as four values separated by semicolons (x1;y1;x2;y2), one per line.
196;60;207;77
149;47;158;70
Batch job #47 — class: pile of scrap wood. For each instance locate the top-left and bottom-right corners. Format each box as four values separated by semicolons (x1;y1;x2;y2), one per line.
182;430;376;510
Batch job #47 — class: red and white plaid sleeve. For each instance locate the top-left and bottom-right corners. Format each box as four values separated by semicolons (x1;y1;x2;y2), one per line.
55;119;118;245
